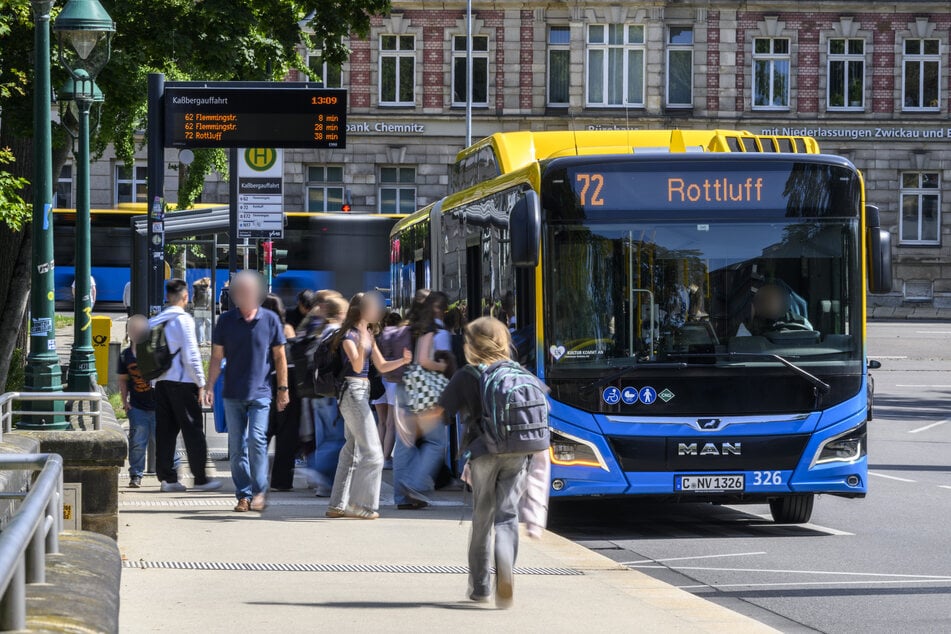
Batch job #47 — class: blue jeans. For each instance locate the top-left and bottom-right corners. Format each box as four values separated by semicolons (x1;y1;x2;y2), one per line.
224;397;272;500
307;397;345;486
128;407;156;478
393;424;448;505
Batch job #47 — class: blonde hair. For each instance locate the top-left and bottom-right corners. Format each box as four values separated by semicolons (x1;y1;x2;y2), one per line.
464;317;512;366
324;296;349;322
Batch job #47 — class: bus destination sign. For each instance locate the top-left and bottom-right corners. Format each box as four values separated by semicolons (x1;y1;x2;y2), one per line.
164;85;347;149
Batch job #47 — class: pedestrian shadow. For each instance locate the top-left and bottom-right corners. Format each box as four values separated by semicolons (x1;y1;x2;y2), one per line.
246;600;487;611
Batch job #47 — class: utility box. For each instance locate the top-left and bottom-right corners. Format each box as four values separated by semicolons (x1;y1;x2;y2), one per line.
91;316;112;387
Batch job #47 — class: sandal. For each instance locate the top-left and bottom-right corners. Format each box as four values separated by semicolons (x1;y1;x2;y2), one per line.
344;506;380;520
325;507;346;518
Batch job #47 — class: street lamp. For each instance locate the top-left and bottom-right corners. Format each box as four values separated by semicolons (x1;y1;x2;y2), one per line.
54;0;114;394
22;0;65;428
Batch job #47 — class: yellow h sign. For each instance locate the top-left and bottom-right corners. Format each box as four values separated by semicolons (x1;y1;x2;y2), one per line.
245;148;277;171
91;316;112;384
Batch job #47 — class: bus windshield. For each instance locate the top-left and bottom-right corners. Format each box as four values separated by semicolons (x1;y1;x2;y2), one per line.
540;156;864;413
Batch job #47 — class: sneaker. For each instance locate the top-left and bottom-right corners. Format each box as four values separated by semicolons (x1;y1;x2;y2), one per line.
234;498;251;512
325;507;346;518
160;481;187;493
469;593;491;604
401;485;431;507
128;476;142;489
191;479;223;492
313;485;332;498
250;493;268;512
343;506;379;520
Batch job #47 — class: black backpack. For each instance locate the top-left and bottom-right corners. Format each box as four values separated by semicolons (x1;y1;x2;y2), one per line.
287;334;321;398
476;361;550;455
312;330;345;398
134;320;179;381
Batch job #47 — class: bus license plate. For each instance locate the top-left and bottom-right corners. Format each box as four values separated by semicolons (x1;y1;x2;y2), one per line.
677;474;745;492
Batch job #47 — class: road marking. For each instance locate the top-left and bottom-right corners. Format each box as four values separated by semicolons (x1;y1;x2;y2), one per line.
621;551;766;565
915;331;951;334
895;385;951;388
908;419;951;434
650;566;951;579
873;355;907;359
869;471;917;483
939;485;951;491
679;578;951;590
744;512;854;536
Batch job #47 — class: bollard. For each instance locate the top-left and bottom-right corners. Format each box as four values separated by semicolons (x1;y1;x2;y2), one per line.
91;316;112;386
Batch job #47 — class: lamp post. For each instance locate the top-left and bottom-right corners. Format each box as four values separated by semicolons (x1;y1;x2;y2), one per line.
22;0;64;428
53;0;114;393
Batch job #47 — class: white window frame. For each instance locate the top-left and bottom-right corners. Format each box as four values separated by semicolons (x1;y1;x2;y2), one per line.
585;24;646;108
666;26;694;108
306;165;345;213
379;166;416;214
902;39;941;112
115;164;148;205
826;38;865;111
56;164;73;208
451;35;489;107
547;25;571;107
752;37;791;111
899;172;941;246
306;51;342;88
379;34;416;107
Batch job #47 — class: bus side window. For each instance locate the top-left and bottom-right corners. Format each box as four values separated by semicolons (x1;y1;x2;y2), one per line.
466;243;482;323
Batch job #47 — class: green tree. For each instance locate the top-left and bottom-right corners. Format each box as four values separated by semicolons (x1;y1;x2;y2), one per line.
0;0;389;389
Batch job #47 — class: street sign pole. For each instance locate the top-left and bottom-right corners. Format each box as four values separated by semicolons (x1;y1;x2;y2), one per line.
146;73;166;315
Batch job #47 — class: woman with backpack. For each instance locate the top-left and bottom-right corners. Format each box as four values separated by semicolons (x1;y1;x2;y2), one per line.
420;317;550;609
327;292;411;520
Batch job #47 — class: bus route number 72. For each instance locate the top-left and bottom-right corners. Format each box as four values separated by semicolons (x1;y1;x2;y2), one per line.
575;173;605;207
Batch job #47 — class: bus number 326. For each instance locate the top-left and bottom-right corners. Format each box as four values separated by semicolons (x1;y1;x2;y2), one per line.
752;471;783;486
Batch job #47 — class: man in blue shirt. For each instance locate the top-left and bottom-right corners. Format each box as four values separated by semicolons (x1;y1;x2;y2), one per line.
204;271;289;512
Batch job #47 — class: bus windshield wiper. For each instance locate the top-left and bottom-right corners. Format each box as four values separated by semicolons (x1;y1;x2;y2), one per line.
582;362;688;393
667;352;831;407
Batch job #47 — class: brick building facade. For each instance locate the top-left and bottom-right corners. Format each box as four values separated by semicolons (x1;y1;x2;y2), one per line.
79;1;951;308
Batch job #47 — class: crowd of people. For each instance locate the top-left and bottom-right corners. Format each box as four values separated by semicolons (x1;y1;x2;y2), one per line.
116;274;550;608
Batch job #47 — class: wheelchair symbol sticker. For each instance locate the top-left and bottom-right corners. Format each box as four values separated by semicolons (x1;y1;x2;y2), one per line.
638;386;657;405
602;386;621;405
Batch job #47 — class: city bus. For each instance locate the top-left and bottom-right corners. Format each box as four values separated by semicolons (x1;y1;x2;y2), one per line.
53;205;402;309
390;129;892;523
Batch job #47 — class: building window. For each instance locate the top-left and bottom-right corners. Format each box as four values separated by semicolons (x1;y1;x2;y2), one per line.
306;165;344;212
900;172;941;245
379;34;415;106
752;37;790;110
307;52;342;88
115;164;147;204
903;39;940;111
586;24;645;107
827;38;864;110
548;26;571;106
379;166;416;214
56;164;72;208
452;35;488;106
666;26;694;107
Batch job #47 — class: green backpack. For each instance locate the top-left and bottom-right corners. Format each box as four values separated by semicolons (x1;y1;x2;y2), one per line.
134;320;179;381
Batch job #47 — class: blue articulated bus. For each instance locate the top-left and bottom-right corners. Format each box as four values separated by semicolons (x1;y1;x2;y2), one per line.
390;129;892;523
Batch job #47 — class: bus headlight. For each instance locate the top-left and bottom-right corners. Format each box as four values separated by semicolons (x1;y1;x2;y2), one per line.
550;430;609;471
812;423;867;466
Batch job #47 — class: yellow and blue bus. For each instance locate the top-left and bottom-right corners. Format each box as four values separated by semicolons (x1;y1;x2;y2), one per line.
390;129;892;523
53;205;402;309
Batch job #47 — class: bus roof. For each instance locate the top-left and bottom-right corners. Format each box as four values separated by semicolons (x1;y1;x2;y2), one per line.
457;129;820;177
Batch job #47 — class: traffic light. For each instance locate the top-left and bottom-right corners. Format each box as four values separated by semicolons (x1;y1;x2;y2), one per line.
272;248;288;275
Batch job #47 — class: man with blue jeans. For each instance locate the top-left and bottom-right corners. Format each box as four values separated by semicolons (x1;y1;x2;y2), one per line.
204;272;289;513
118;315;156;488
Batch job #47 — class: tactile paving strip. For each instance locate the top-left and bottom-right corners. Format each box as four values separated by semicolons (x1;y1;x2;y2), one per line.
123;560;583;576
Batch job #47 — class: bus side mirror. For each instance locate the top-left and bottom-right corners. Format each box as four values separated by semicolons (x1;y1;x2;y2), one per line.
510;190;541;268
865;205;892;294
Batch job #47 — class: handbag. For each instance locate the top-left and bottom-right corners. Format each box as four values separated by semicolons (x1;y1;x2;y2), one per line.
402;363;449;413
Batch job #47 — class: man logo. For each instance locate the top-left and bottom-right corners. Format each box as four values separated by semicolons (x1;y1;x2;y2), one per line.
698;418;722;430
678;442;742;456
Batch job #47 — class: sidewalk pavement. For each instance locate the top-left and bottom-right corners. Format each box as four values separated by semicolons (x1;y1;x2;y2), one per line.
118;461;774;633
869;305;951;320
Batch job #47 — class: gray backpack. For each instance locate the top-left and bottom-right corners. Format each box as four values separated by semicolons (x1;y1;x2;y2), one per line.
476;361;550;455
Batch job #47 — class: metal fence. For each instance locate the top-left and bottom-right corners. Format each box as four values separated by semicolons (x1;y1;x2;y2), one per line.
0;392;103;439
0;453;64;631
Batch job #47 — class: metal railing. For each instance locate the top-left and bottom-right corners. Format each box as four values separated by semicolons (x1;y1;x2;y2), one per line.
0;453;64;631
0;392;103;439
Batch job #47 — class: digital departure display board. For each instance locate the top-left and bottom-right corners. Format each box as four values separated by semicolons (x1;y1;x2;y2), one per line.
164;84;347;149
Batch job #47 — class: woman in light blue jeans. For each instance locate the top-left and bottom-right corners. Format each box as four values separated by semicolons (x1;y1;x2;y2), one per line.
327;292;411;520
